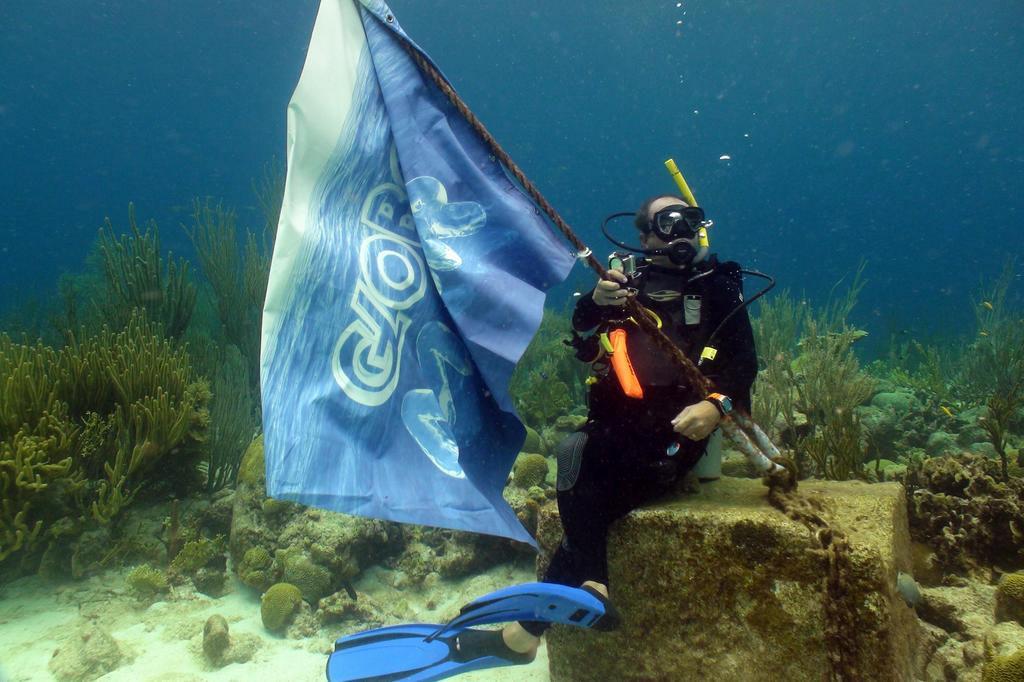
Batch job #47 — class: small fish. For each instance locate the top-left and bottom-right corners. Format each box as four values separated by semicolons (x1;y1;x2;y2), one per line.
982;301;994;310
980;330;990;337
719;154;732;161
343;581;357;600
896;572;921;608
940;406;955;418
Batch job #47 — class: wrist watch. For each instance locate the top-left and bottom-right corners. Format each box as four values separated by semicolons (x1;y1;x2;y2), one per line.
706;392;733;417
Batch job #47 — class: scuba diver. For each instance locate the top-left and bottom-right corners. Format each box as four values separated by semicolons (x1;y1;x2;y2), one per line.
498;191;760;658
326;169;768;681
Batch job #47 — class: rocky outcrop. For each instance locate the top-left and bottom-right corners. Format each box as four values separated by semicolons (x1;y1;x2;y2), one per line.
229;436;402;599
48;624;127;682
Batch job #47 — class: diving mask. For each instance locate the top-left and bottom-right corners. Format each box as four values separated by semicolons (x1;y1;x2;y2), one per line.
648;205;705;241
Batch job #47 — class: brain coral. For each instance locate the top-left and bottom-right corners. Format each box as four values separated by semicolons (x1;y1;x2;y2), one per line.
996;573;1024;624
280;551;331;603
513;453;549;489
983;648;1024;682
260;582;303;631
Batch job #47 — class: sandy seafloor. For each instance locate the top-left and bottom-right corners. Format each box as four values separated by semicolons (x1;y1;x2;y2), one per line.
0;561;549;681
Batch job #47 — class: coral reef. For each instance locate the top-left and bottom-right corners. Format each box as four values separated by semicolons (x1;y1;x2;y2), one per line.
902;453;1024;575
318;589;399;628
750;288;806;447
200;346;257;492
167;535;227;596
751;267;876;480
503;484;551;538
197;612;260;668
523;425;543;454
169;536;225;576
202;614;230;663
0;312;210;574
790;318;874;479
229;435;404;599
541;414;588;463
391;526;520;586
802;406;867;482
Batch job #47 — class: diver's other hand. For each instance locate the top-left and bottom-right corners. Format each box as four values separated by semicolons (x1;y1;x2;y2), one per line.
670;400;721;441
592;270;629;306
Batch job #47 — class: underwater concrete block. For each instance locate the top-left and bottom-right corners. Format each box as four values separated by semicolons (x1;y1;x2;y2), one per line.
538;477;920;682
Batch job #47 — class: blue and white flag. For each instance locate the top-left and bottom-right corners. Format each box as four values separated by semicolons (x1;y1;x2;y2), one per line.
261;0;574;545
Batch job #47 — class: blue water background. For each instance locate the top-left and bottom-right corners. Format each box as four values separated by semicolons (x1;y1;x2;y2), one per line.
1;0;1021;347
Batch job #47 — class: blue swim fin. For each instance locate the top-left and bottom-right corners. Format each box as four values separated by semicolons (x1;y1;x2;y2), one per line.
326;624;532;682
428;582;611;638
325;583;615;681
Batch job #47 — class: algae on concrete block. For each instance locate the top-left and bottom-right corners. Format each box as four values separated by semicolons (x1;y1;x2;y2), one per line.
539;477;920;682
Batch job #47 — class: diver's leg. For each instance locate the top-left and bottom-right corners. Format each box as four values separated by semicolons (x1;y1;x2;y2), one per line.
511;432;622;641
502;622;541;655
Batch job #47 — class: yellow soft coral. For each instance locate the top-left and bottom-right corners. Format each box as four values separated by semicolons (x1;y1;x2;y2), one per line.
0;311;209;568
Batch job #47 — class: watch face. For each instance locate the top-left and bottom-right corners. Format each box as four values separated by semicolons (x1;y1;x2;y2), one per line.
720;396;733;413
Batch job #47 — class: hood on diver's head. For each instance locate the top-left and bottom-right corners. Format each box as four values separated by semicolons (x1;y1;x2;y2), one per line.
634;195;708;268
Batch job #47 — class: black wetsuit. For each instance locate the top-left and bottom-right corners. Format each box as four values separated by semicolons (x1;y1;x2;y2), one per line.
521;255;757;637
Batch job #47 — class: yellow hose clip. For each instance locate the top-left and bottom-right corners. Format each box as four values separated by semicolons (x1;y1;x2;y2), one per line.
638;306;662;329
598;332;614;354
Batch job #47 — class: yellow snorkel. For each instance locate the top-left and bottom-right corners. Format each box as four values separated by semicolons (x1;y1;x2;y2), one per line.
664;158;710;249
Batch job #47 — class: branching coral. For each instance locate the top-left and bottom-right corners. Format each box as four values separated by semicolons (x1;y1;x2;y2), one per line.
0;428;82;561
252;158;285;247
790;320;875;432
959;262;1024;480
183;198;270;402
201;344;257;493
883;339;955;405
97;203;196;339
751;264;874;479
0;312;210;569
751;288;807;445
802;407;868;481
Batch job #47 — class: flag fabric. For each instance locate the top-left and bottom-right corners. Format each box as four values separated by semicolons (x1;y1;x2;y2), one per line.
260;0;574;545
